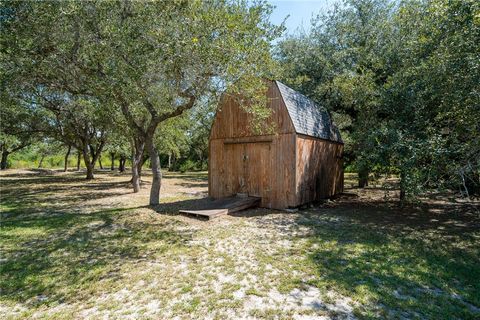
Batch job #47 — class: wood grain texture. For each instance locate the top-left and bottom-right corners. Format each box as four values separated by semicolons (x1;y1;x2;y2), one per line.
295;134;344;205
209;80;343;209
210;82;295;139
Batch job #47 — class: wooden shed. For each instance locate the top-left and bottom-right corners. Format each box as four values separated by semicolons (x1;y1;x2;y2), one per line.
208;80;344;209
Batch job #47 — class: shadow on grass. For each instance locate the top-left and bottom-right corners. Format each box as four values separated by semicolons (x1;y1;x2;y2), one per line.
162;172;208;182
293;199;480;319
175;182;209;189
0;172;134;218
1;205;193;306
0;170;197;306
152;197;221;216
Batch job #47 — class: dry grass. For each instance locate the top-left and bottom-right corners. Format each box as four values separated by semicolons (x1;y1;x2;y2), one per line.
1;169;479;319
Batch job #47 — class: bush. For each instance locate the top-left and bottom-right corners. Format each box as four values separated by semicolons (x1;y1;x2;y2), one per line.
178;159;197;173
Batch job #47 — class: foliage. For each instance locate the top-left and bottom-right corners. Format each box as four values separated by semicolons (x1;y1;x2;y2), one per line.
1;0;283;202
276;0;480;199
0;66;43;168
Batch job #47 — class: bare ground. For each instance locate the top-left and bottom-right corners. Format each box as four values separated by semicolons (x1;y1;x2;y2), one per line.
1;169;479;319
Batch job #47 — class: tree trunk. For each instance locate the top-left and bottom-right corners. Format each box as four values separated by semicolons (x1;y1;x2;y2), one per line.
38;155;45;168
119;155;126;172
85;162;94;179
399;170;406;202
137;159;143;178
168;153;171;170
82;146;95;180
171;153;176;170
131;139;144;192
0;150;9;170
358;167;369;188
76;150;81;171
147;141;162;205
131;161;141;192
98;153;103;169
64;145;71;172
110;152;115;171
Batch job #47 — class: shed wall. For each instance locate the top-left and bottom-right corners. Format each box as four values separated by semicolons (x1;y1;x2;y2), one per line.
210;83;295;139
209;82;297;209
295;135;344;205
209;134;296;208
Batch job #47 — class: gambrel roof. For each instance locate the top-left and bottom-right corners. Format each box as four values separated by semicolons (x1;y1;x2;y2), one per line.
276;81;343;143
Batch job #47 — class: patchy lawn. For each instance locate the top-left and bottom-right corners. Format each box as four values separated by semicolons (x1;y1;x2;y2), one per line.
0;169;479;319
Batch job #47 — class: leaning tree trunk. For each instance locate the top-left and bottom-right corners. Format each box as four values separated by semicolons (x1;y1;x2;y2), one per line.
119;155;126;172
82;147;95;180
38;155;45;168
147;142;162;205
98;153;103;169
0;150;9;170
131;162;140;192
64;145;71;172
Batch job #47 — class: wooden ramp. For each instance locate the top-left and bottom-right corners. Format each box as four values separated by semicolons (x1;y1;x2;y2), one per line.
179;196;261;220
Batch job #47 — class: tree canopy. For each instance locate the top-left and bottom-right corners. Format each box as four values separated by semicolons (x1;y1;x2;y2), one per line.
1;0;478;202
277;0;480;199
2;0;283;203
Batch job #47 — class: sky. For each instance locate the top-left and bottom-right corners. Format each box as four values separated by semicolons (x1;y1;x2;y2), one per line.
268;0;339;35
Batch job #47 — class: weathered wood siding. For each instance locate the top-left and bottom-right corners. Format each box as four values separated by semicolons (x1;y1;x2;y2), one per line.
210;83;295;139
209;81;344;209
209;82;297;209
295;134;344;205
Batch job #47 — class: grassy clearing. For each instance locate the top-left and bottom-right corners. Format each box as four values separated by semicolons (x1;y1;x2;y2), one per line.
0;169;479;319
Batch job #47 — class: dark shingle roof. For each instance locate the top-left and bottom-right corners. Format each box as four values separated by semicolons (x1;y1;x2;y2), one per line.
276;81;343;143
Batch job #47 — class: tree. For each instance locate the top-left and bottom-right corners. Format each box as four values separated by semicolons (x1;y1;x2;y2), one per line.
0;87;41;169
1;1;115;179
2;0;281;204
63;144;72;172
34;139;63;168
277;0;480;200
376;0;480;199
34;93;111;179
103;129;131;172
186;97;217;170
155;116;191;171
277;0;392;187
99;1;281;204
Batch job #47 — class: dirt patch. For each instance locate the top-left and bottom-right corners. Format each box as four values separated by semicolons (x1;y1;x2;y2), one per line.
1;169;479;319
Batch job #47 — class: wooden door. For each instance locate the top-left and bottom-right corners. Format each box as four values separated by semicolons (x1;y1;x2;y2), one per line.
223;142;272;207
224;143;246;195
245;142;272;207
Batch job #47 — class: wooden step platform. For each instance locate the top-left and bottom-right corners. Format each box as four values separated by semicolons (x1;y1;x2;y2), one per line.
179;196;261;220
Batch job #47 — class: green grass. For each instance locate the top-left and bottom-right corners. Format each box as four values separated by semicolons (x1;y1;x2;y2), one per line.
0;169;479;319
293;209;480;319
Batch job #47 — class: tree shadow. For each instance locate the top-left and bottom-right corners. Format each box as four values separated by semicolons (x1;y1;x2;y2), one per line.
1;172;134;219
1;170;210;307
162;172;208;182
175;182;208;188
291;197;480;318
151;197;221;216
1;206;193;306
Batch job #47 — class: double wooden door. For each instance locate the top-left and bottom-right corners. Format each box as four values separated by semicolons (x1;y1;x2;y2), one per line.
224;142;272;206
